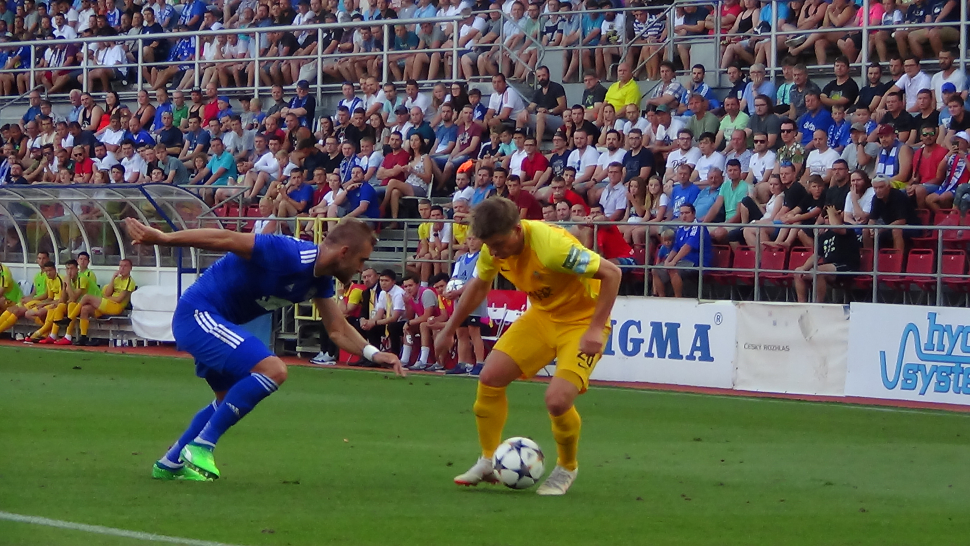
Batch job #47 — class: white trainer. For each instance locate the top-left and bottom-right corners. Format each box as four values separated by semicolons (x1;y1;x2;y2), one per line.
454;456;499;486
309;351;336;365
536;466;577;496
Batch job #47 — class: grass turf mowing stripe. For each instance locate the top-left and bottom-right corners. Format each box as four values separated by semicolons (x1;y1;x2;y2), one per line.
0;511;246;546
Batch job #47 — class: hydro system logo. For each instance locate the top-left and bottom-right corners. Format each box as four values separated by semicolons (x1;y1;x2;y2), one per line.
880;312;970;396
602;312;723;362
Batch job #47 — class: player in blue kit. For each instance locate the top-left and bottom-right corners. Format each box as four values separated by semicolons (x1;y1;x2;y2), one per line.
124;217;405;481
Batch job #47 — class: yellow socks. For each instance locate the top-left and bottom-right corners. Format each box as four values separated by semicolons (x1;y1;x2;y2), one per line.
0;311;15;333
550;406;582;471
79;319;90;336
473;382;508;459
50;322;60;337
68;303;81;320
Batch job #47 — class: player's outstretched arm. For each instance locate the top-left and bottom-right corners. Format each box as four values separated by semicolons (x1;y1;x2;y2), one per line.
124;218;256;259
315;297;407;377
434;276;490;358
581;259;622;355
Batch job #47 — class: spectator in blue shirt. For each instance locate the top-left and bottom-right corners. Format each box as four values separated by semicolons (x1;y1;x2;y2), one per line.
670;164;701;219
430;103;458;171
341;165;381;223
275;167;313;217
21;89;41;128
653;203;712;297
178;0;206;30
797;91;833;149
123;117;156;148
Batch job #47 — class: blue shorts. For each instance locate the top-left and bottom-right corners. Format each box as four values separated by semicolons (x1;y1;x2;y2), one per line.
615;257;637;267
173;305;273;392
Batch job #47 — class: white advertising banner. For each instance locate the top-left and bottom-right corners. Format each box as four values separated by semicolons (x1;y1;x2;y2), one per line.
734;302;849;396
592;298;737;388
846;303;970;406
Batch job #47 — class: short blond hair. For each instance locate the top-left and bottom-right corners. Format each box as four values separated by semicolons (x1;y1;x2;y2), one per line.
470;197;520;240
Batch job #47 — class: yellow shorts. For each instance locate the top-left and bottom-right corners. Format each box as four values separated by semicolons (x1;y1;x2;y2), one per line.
24;299;42;310
492;309;610;394
96;299;126;316
48;303;67;322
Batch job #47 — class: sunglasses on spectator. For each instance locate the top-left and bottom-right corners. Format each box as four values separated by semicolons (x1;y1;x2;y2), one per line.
72;153;82;158
921;131;936;137
781;129;795;133
754;139;767;144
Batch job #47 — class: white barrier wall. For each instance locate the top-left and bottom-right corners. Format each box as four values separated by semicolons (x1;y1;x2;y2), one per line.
845;303;970;406
595;298;970;408
734;302;849;396
593;299;737;388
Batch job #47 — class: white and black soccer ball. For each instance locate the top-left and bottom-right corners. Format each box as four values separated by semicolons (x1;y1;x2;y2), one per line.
492;437;545;490
445;278;465;294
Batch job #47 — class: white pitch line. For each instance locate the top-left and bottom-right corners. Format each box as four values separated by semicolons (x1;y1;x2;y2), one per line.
0;511;246;546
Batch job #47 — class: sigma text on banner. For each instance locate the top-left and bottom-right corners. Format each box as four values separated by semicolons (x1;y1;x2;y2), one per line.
592;298;737;388
845;302;970;406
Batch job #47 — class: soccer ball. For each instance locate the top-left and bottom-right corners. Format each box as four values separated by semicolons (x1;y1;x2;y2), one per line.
445;278;465;294
492;437;545;489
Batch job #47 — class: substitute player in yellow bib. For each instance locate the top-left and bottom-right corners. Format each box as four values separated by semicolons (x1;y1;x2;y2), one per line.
0;263;25;334
23;261;65;343
434;197;621;496
68;259;136;346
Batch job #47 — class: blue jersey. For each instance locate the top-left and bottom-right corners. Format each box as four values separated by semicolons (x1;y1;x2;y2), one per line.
798;109;834;146
180;235;336;325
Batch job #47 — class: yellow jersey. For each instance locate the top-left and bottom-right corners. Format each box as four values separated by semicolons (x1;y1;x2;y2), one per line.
1;265;23;302
32;271;46;299
453;222;469;244
70;273;96;300
418;222;432;241
45;274;64;302
79;269;101;297
476;220;601;323
109;276;137;307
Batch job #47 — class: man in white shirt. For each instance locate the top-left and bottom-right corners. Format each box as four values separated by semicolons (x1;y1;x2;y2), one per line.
92;142;119;172
485;73;525;130
119;141;147;184
223;117;255;161
359;136;384;187
591;130;626;183
404;79;432;116
245;134;281;199
880;56;932;113
692;132;725;187
566;128;600;197
76;0;96;33
803;129;841;185
504;129;528;177
930;49;968;109
662;128;700;187
97;114;126;153
597;162;628;221
363;271;408;358
746;132;777;187
621;104;650;139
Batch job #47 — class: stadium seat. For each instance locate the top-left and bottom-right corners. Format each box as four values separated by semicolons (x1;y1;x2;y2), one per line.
703;245;732;298
884;249;936;301
912;209;958;249
758;247;791;299
846;247;876;294
852;248;904;299
942;250;970;304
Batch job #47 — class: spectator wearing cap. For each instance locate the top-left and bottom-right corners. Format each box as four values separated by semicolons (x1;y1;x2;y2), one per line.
389;105;412;138
842;122;880;177
873;124;913;188
932;50;967;110
282;80;316;128
938;83;960;128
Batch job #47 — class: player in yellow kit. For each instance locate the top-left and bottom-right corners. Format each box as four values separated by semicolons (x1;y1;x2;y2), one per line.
434;198;621;496
0;263;24;314
68;259;136;346
23;261;65;343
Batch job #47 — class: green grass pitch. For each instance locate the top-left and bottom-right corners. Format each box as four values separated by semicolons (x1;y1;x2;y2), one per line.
2;346;969;546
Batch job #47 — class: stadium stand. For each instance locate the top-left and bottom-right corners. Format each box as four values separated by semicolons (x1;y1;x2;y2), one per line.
0;0;968;358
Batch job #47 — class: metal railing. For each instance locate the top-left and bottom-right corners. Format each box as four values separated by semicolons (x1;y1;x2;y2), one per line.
185;203;970;307
0;14;464;103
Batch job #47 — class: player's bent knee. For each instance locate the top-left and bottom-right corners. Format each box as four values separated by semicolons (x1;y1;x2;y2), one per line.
252;356;288;386
544;382;578;416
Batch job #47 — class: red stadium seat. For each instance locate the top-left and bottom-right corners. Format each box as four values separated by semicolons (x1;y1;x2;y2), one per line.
729;246;757;286
884;249;935;292
912;209;958;249
942;250;970;294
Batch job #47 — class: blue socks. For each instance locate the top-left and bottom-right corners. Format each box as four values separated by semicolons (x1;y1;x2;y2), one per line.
159;400;218;469
195;373;279;447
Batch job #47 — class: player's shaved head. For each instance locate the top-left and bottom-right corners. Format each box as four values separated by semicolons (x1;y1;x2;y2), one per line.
326;218;377;249
471;197;520;241
323;219;378;284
